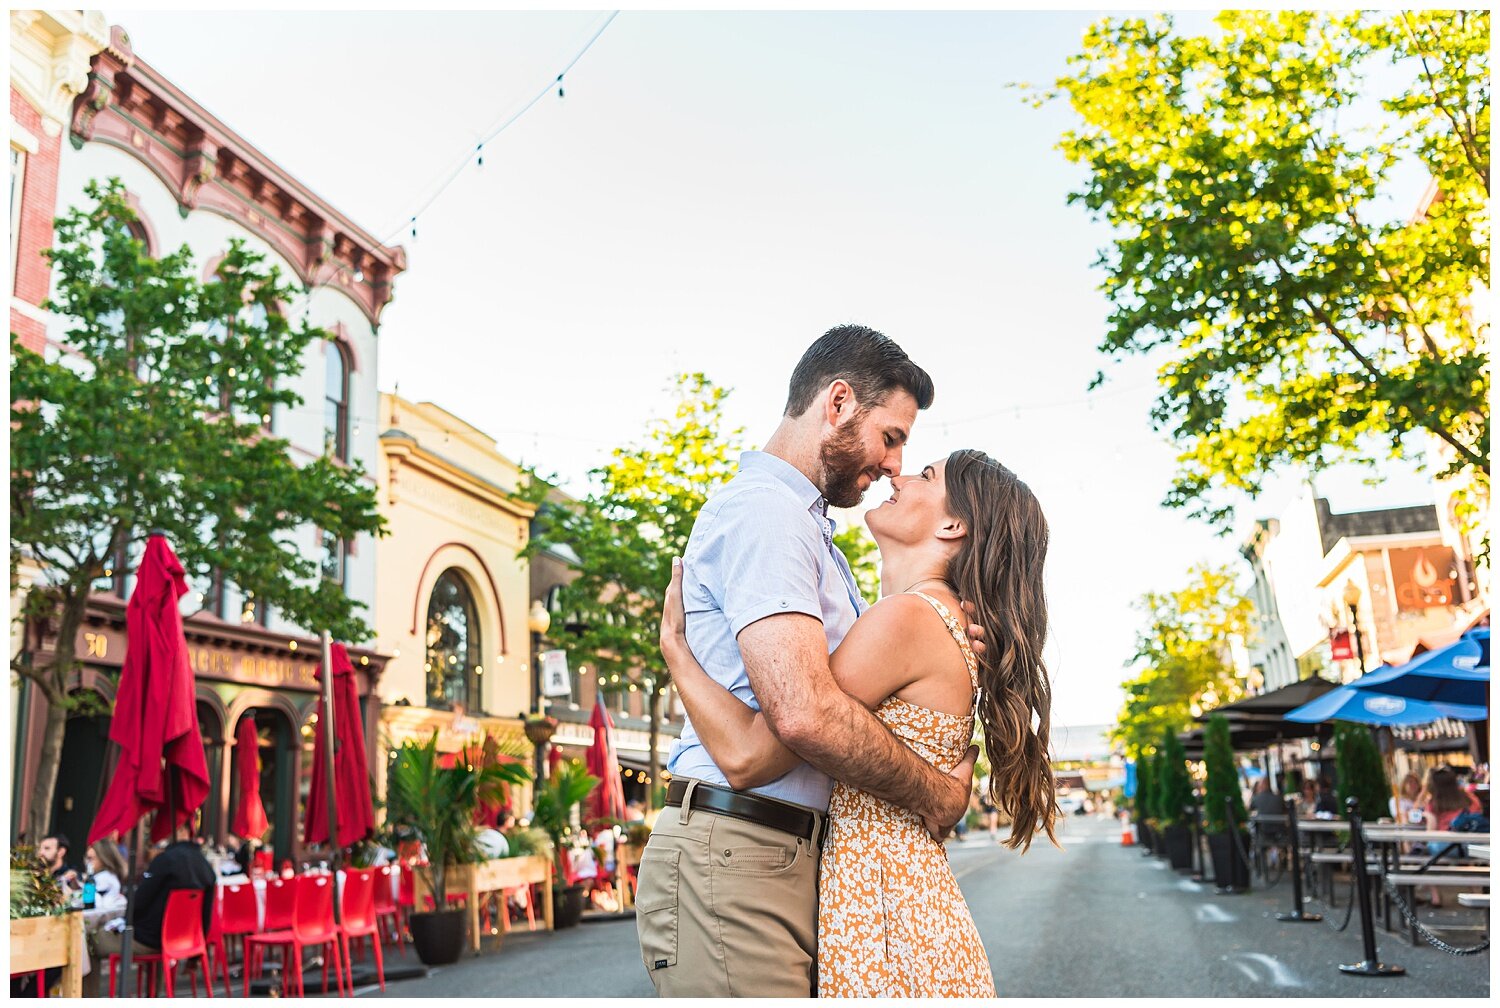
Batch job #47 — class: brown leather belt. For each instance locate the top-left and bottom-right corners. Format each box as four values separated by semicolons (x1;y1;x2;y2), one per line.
665;778;817;842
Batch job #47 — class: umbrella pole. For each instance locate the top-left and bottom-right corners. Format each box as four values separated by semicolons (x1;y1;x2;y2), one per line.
119;817;146;995
320;631;342;927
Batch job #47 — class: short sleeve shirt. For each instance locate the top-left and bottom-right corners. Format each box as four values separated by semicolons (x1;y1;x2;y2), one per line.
666;451;868;812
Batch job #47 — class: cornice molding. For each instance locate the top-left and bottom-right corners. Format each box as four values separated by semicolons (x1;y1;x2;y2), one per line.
9;10;110;137
69;31;407;327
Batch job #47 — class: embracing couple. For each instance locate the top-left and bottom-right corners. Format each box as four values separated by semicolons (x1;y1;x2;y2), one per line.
635;325;1059;997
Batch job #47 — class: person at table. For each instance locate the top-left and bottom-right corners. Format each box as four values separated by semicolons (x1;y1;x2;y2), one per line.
85;841;128;909
37;832;78;886
1420;766;1484;907
130;821;216;953
1312;777;1338;816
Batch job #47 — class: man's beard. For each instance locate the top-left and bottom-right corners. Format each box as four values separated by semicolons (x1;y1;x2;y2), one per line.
819;416;873;509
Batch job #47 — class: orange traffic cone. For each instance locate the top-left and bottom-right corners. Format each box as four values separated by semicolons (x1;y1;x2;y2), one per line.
1120;815;1135;846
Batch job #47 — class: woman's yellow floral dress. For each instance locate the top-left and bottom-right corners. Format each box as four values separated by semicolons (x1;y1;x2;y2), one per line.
817;592;996;997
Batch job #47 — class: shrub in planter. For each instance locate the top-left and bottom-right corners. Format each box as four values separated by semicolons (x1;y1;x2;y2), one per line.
1134;754;1157;852
1149;747;1172;859
1157;729;1195;870
1333;722;1390;822
1202;714;1249;891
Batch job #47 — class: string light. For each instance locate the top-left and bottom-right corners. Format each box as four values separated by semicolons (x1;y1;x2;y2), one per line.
377;11;619;248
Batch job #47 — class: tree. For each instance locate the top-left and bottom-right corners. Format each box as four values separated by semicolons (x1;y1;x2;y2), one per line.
1112;564;1254;756
520;374;743;808
1334;721;1392;823
10;178;386;842
1038;11;1489;537
1201;714;1246;834
1133;749;1155;825
1156;728;1194;829
833;524;881;605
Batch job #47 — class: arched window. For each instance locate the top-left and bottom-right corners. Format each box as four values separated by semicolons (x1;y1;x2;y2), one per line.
425;569;481;711
324;340;350;461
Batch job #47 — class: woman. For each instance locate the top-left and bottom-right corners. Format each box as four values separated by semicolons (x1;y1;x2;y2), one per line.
84;841;128;909
661;449;1057;997
1421;765;1483;907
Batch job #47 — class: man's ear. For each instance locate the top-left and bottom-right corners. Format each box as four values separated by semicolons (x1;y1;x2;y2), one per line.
823;379;861;425
935;518;967;542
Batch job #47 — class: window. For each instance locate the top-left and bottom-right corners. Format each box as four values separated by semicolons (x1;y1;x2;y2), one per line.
320;530;347;588
425;569;481;711
324;340;350;461
10;145;26;279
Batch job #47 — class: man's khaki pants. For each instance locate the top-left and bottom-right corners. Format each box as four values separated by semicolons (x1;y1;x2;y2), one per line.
635;782;824;997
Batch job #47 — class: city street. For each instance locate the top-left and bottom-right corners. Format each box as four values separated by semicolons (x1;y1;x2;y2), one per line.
364;813;1489;998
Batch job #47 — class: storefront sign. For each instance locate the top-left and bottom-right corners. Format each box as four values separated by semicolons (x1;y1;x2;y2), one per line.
540;649;572;697
73;625;321;691
1388;546;1458;613
1329;629;1354;661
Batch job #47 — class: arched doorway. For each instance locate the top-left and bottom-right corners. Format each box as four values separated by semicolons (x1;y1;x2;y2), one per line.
196;698;224;843
50;689;112;861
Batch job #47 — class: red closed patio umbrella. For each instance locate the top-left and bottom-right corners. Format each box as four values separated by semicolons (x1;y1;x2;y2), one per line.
585;698;628;825
304;642;376;849
89;534;209;845
230;713;269;841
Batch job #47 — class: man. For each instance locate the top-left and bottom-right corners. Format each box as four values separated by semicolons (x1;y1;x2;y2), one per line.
38;833;77;886
129;822;215;953
637;325;977;997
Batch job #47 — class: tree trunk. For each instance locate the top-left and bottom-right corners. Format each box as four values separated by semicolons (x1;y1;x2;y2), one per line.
25;588;88;843
647;686;663;812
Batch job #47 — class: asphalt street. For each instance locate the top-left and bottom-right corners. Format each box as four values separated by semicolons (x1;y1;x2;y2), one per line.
365;813;1489;998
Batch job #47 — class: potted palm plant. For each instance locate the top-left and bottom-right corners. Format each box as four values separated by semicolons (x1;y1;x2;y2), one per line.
531;758;600;929
386;731;531;964
1202;714;1250;892
1157;729;1195;871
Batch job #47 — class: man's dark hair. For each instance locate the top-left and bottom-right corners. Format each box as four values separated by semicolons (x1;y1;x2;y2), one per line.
784;324;935;418
43;833;69;854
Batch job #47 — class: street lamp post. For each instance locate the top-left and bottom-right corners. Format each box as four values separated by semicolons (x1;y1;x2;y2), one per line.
527;599;553;783
1342;580;1367;674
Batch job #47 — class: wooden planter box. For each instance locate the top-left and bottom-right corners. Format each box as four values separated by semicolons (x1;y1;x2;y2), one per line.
412;855;554;953
9;912;84;997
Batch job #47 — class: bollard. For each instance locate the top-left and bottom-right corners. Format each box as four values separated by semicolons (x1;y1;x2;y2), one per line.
1275;795;1321;923
1337;797;1404;977
1189;795;1207;883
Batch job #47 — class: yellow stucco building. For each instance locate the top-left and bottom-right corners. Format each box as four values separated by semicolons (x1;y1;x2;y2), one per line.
373;394;538;808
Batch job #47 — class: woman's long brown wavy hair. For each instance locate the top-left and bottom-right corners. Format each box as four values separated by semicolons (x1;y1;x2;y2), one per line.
943;449;1058;851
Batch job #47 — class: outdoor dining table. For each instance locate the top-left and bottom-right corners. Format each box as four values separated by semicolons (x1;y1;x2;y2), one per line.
1468;844;1490;861
218;866;402;930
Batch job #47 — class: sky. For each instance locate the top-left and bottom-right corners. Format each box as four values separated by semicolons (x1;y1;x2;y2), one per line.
101;8;1441;730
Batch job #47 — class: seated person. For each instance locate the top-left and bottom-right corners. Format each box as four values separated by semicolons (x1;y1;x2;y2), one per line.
130;822;216;953
38;833;78;886
85;841;129;909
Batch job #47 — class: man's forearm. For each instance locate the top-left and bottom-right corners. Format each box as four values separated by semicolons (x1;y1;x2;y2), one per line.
783;690;960;822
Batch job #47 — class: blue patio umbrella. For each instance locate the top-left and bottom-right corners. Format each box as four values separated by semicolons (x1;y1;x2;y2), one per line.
1285;684;1486;726
1349;628;1489;707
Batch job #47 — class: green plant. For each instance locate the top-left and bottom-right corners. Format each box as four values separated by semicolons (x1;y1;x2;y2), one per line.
503;827;551;860
625;822;652;847
1334;722;1392;822
386;731;530;904
10;846;66;919
1202;714;1246;834
1133;751;1155;824
532;759;601;884
1156;729;1194;829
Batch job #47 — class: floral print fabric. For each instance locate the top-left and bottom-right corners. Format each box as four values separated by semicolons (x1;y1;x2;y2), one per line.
816;592;996;997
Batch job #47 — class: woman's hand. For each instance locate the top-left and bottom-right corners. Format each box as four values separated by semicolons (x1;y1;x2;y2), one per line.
659;556;689;662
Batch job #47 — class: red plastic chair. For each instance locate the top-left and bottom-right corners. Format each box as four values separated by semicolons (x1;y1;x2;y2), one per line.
205;894;232;995
372;864;402;952
340;868;385;990
109;889;214;998
245;873;352;998
243;877;296;996
219;882;260;963
253;850;273;874
397;858;416;936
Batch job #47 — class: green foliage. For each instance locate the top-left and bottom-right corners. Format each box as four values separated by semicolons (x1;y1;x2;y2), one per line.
833;523;881;605
10;846;67;919
531;759;601;881
1133;749;1155;823
386;731;530;903
502;826;551;860
1113;564;1253;756
1037;11;1489;541
519;373;743;803
11;178;387;641
1156;728;1195;828
1202;714;1246;834
1334;721;1392;822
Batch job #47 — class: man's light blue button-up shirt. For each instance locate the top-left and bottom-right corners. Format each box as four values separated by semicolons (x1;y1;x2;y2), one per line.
666;450;869;812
